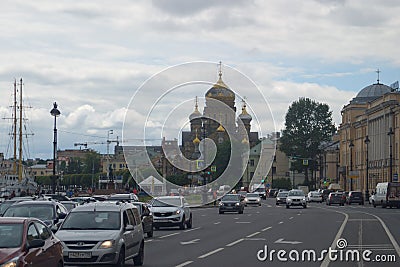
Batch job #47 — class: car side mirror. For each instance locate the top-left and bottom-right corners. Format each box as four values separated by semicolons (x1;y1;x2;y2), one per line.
27;239;45;249
58;212;67;220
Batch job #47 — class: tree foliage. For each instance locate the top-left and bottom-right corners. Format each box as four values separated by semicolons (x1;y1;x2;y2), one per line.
279;97;336;184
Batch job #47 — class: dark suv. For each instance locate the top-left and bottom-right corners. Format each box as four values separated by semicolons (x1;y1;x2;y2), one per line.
326;192;345;206
219;194;244;214
347;191;364;205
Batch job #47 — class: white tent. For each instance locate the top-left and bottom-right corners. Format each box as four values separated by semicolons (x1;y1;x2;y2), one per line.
138;175;166;196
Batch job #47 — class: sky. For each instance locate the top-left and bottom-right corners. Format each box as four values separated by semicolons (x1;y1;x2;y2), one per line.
0;0;400;160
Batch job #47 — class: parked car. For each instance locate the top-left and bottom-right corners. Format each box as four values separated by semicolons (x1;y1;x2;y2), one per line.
0;217;64;267
307;191;323;203
286;190;307;209
373;182;400;208
55;202;144;266
326;192;346;206
131;202;154;237
219;194;245;214
108;193;139;203
347;191;364;205
150;196;192;230
244;193;261;206
276;191;288;205
3;200;68;227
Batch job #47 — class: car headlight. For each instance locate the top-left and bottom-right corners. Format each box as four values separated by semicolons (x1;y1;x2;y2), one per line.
235;202;240;206
244;198;248;202
174;209;181;215
0;257;19;267
219;202;223;206
99;240;115;249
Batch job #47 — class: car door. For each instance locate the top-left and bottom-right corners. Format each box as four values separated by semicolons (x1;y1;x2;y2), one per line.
122;210;135;257
127;208;142;255
182;198;190;222
24;222;51;267
34;221;61;266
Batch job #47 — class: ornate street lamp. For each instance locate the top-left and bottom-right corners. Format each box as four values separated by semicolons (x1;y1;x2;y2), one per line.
349;140;354;191
364;135;370;202
388;127;394;182
50;102;60;194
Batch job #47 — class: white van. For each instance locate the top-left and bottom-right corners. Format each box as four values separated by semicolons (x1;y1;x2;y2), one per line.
372;182;400;208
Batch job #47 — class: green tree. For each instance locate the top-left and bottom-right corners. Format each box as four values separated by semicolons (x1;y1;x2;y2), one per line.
279;97;336;186
82;151;101;174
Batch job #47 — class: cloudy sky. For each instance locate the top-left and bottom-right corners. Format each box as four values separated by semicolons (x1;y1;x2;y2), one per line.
0;0;399;160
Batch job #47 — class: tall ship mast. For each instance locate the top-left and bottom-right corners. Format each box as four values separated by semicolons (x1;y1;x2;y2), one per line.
0;78;37;198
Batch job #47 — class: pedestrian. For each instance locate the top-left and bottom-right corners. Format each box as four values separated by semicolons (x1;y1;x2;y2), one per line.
10;190;16;199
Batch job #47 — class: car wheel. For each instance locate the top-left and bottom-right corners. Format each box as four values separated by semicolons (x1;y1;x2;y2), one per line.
186;214;193;229
115;246;125;267
219;210;224;214
303;204;307;208
154;225;159;230
133;242;144;266
286;205;289;209
179;216;186;230
276;203;279;205
238;209;243;214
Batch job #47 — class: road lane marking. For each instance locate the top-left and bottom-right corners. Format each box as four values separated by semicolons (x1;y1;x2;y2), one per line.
214;222;221;225
266;204;272;207
236;221;251;224
226;238;244;247
184;227;201;233
198;248;224;258
361;211;400;258
278;221;283;224
247;231;260;238
289;216;294;220
159;232;180;239
348;219;377;221
261;226;272;231
144;239;153;243
180;239;200;245
175;261;193;267
319;208;349;267
275;238;302;245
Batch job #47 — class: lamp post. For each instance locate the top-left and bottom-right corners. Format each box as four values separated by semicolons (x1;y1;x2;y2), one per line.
364;136;370;202
349;140;354;191
106;129;113;184
388;127;394;182
50;102;60;194
336;145;340;183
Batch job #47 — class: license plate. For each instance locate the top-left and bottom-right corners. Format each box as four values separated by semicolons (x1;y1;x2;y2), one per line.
69;252;91;259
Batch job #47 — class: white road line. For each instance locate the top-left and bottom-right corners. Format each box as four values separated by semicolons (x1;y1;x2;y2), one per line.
266;204;272;207
320;208;349;267
175;261;193;267
144;239;153;243
289;217;294;220
261;226;272;231
214;222;221;225
226;238;244;247
278;221;283;224
198;248;224;259
247;231;260;238
184;227;201;233
236;221;251;224
159;232;180;239
361;211;400;258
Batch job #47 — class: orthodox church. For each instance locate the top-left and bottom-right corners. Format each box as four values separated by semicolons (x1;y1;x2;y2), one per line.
181;66;260;160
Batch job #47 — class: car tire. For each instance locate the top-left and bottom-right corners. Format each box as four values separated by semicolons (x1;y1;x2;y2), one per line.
115;247;125;267
133;242;144;266
179;216;186;230
238;209;243;214
154;225;159;230
286;205;289;209
303;205;307;209
186;214;193;229
276;203;279;205
219;210;224;214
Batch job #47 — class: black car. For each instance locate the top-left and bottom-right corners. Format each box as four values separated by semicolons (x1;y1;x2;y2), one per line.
3;200;68;227
326;192;346;206
219;194;244;214
347;191;364;205
132;201;154;237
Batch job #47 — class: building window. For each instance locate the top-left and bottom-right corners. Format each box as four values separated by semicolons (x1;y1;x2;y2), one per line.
272;166;276;175
250;159;255;166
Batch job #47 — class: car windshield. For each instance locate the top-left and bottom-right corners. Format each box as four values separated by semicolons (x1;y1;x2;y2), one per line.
152;198;182;207
61;203;76;211
277;192;288;197
221;195;239;201
246;193;259;198
4;205;54;221
288;191;304;197
61;211;121;230
0;202;15;215
0;223;23;248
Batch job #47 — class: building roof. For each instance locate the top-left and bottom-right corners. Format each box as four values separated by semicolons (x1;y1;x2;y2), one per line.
351;83;392;104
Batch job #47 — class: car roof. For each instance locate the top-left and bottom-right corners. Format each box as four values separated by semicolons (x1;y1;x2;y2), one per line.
70;202;137;212
0;217;33;223
7;200;58;206
155;196;183;199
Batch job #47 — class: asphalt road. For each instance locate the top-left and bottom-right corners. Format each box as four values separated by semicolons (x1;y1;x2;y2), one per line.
121;198;400;267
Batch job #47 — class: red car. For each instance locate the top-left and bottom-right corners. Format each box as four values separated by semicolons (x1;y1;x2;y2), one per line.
0;217;64;267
